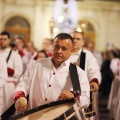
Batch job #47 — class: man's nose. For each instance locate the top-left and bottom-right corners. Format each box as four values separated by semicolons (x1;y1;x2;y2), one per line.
57;48;62;53
73;38;77;42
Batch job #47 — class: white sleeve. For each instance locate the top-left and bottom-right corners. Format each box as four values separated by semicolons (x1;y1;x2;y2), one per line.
110;59;119;75
15;60;36;96
77;66;90;108
13;53;23;81
0;58;8;88
87;53;101;84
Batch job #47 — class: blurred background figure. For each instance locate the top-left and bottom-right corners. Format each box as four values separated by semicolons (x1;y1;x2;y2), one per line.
9;41;16;51
27;41;38;60
41;38;53;57
100;51;114;96
0;31;23;115
110;49;120;78
15;37;31;72
0;55;8;116
86;41;102;68
0;34;2;49
37;50;48;59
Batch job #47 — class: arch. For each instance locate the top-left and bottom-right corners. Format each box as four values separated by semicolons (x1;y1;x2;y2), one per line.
2;14;31;45
1;13;32;29
77;18;100;48
5;16;30;28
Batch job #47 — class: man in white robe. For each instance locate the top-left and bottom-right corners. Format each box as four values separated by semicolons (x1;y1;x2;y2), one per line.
0;56;8;116
0;31;23;115
14;33;90;118
70;31;101;120
15;37;31;72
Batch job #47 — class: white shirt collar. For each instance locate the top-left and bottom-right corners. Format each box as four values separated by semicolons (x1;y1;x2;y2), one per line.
72;48;82;56
50;57;70;70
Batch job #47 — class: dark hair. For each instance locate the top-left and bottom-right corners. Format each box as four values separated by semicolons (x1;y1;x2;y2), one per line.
111;49;120;58
9;41;16;48
38;50;48;58
17;37;24;42
1;31;10;39
54;33;74;45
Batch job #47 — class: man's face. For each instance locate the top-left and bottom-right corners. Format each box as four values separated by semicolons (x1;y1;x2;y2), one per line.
37;52;46;59
42;40;52;51
1;35;10;49
87;43;94;52
27;42;34;52
72;32;85;50
15;39;24;49
52;37;73;64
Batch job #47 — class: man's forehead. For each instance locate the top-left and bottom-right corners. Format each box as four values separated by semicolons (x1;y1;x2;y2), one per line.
1;35;9;39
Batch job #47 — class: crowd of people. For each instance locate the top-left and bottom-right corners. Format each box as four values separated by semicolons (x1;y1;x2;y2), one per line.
0;30;120;120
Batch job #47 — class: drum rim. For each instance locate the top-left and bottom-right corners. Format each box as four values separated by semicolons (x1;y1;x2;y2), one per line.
10;98;75;120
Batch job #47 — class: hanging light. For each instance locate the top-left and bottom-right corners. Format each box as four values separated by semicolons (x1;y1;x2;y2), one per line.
76;27;82;32
57;15;64;23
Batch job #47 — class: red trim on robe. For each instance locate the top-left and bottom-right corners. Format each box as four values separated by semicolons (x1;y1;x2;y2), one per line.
48;52;52;57
34;54;38;60
90;78;99;85
14;91;26;102
19;50;25;57
7;67;14;76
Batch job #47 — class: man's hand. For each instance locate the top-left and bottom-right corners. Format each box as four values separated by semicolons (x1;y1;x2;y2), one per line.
58;90;74;100
15;97;27;111
90;82;99;91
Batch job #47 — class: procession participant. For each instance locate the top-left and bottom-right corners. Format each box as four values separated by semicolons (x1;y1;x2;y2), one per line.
0;56;8;116
15;37;31;72
37;50;48;59
70;31;101;120
0;31;23;114
27;41;38;60
41;38;53;56
14;33;90;115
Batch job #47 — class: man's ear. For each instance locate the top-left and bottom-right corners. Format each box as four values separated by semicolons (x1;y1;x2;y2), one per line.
82;40;85;46
8;38;11;43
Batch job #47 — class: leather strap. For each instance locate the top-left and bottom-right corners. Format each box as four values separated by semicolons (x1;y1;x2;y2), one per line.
79;49;86;70
69;63;81;96
6;49;12;63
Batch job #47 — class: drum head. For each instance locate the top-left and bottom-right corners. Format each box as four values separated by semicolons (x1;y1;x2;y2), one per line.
10;99;76;120
18;103;74;120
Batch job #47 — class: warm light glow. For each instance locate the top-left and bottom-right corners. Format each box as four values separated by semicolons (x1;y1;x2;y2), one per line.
53;27;59;33
81;23;86;28
57;15;64;23
76;28;82;32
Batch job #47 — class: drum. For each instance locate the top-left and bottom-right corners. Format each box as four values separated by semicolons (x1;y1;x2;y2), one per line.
10;98;86;120
84;85;96;118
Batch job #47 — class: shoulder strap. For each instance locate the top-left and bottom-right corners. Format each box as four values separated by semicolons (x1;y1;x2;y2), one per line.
69;63;81;95
79;49;86;70
6;50;12;63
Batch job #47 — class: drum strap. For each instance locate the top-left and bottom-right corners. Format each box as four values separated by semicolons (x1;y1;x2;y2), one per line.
69;63;81;96
6;49;12;63
79;49;86;70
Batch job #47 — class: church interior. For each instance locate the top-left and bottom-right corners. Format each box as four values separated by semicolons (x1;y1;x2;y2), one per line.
0;0;120;120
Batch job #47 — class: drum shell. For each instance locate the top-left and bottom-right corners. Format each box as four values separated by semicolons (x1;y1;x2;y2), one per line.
84;85;96;118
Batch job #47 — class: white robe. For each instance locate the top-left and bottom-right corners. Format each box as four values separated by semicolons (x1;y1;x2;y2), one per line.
15;57;90;110
110;58;119;75
0;56;8;116
0;48;23;114
70;49;101;84
27;51;38;68
18;49;31;72
70;48;101;120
